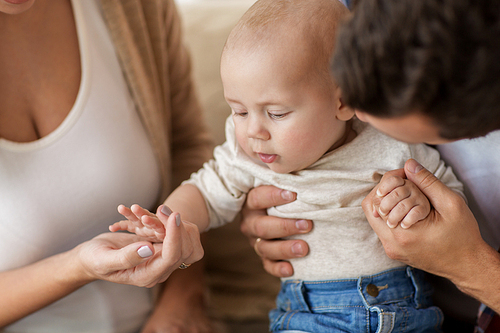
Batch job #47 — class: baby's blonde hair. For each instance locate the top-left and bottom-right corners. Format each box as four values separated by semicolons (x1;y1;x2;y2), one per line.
224;0;349;82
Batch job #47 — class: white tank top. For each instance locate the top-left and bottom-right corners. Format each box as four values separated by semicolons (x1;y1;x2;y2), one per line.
0;0;161;331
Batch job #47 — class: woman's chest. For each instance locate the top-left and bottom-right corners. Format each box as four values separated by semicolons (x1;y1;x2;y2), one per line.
0;0;80;142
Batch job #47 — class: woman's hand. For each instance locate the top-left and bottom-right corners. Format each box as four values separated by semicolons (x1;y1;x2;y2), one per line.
0;209;203;327
78;209;204;288
240;185;312;277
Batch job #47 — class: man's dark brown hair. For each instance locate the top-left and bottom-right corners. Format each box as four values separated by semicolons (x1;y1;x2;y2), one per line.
332;0;500;139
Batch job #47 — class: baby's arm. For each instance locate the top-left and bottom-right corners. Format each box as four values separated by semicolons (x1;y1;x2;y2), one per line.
111;184;210;240
375;174;431;229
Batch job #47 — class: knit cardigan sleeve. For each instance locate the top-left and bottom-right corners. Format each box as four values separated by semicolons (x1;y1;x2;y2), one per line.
100;0;213;203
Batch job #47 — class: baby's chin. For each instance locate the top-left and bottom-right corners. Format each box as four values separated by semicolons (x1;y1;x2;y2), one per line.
265;162;299;175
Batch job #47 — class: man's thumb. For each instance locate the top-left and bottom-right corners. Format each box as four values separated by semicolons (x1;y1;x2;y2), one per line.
404;158;451;206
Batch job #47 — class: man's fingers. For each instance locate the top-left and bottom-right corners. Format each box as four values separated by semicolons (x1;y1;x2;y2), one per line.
404;159;460;208
243;214;312;239
245;185;296;210
262;258;294;278
254;238;309;260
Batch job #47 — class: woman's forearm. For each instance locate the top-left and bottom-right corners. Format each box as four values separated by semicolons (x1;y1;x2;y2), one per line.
0;248;91;327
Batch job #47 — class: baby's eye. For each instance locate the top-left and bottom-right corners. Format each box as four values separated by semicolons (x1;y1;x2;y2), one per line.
232;109;248;117
268;111;289;120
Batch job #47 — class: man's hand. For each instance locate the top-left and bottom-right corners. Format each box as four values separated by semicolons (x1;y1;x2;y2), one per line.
240;185;312;277
364;159;500;311
374;172;431;229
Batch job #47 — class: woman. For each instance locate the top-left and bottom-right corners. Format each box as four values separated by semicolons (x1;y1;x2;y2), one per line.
0;0;211;331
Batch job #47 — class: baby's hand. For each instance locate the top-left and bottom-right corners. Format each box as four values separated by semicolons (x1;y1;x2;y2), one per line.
110;204;167;242
375;174;431;229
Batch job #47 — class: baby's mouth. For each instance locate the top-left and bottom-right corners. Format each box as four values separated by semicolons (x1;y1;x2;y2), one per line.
258;153;277;163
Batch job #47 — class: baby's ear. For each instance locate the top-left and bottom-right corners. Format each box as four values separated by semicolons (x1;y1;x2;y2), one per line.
335;87;355;121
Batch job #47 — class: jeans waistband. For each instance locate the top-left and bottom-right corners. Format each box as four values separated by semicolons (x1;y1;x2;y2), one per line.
281;267;431;311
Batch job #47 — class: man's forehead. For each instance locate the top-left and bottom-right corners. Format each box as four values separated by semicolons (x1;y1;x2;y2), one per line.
354;110;454;145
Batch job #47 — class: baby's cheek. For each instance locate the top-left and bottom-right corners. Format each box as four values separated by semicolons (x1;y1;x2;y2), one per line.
235;134;253;158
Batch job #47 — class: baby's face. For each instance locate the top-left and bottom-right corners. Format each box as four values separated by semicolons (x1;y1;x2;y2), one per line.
221;47;349;174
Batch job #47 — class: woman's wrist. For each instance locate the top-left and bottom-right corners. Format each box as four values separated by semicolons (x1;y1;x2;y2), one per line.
62;244;98;287
153;261;208;316
0;248;92;326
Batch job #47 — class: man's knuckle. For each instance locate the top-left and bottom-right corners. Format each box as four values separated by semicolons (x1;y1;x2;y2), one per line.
239;220;250;235
279;219;292;234
246;193;260;209
385;248;399;260
194;247;205;262
262;259;274;274
419;173;439;191
448;193;465;208
253;219;267;237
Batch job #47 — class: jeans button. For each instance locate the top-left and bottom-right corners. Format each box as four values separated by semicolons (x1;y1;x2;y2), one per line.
366;283;379;297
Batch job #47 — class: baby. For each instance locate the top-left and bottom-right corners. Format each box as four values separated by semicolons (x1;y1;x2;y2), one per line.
111;0;463;331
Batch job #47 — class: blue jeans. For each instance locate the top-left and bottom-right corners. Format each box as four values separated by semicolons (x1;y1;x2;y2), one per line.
269;267;443;333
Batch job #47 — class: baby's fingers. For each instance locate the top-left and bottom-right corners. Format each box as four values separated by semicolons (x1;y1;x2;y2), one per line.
400;202;431;229
378;184;412;227
141;215;166;237
131;204;156;220
109;220;135;233
118;204;147;231
118;204;139;222
376;175;406;197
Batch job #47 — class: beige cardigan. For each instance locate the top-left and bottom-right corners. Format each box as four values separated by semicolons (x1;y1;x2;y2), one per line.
100;0;213;203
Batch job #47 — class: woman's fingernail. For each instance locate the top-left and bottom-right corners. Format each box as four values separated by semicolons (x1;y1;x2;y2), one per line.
376;188;383;197
281;190;294;201
175;214;181;227
407;159;423;174
161;205;172;216
295;220;309;231
137;246;153;258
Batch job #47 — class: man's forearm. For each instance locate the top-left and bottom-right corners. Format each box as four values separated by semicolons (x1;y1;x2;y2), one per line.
450;241;500;313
